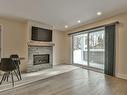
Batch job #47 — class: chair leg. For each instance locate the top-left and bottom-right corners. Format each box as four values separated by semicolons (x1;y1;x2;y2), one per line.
14;70;20;80
17;66;22;80
11;72;14;87
14;63;22;80
3;73;8;81
18;69;22;80
6;72;10;82
0;73;6;85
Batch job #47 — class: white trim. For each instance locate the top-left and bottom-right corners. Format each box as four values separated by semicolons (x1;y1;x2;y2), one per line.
115;24;119;78
0;24;4;58
70;35;73;64
116;73;127;80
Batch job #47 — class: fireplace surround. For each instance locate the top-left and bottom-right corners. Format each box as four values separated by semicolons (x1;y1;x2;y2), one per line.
27;46;53;72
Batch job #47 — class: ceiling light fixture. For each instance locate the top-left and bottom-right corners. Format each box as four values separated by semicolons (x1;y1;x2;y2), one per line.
77;20;81;23
65;25;68;28
97;12;102;16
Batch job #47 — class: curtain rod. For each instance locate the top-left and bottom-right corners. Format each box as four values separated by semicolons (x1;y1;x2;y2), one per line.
68;21;119;35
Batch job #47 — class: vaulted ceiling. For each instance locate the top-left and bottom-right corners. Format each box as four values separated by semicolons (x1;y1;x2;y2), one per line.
0;0;127;30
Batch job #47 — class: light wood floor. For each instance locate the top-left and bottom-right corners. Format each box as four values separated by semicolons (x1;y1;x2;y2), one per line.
1;68;127;95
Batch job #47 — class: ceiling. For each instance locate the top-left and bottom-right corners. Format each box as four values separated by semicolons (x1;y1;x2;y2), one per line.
0;0;127;31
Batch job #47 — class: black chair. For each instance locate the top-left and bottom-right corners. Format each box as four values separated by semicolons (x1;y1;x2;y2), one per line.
10;54;22;80
0;58;19;86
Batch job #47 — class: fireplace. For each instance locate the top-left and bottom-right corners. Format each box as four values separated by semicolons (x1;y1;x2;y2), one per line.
33;54;50;65
28;46;53;72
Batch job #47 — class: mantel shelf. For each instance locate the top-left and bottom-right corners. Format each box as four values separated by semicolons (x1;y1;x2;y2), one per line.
27;41;55;47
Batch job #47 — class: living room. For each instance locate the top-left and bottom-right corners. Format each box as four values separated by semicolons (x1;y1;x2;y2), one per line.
0;0;127;95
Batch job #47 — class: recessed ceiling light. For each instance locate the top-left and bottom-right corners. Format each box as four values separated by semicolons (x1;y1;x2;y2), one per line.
65;25;68;28
97;12;102;16
77;20;81;23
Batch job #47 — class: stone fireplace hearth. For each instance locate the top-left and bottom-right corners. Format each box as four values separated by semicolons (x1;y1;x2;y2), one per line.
27;45;53;72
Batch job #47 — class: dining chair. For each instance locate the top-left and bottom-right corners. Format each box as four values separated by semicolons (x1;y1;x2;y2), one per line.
10;54;22;80
0;58;19;86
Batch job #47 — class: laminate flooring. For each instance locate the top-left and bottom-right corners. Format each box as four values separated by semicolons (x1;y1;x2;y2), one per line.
1;67;127;95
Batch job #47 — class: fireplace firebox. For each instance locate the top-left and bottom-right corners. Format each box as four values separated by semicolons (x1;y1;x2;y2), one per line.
33;54;50;65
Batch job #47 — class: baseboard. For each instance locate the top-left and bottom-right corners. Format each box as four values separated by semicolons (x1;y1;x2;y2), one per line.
53;63;69;66
116;73;127;80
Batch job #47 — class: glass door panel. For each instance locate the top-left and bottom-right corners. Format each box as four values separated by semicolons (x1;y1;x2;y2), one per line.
72;28;105;71
73;33;88;66
89;30;105;69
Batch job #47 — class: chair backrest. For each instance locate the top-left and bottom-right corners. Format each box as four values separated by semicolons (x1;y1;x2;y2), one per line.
10;54;19;58
10;54;20;65
0;58;16;71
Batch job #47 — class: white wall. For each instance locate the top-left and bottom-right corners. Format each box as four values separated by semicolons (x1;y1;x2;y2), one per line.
0;18;27;71
53;29;65;65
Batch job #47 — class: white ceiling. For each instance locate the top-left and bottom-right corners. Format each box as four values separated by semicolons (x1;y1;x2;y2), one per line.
0;0;127;31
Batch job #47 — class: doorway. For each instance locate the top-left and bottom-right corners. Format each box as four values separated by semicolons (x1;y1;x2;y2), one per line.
72;28;105;70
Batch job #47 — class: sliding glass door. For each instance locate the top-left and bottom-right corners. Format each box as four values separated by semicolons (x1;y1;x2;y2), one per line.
72;28;105;70
73;33;88;66
89;30;105;69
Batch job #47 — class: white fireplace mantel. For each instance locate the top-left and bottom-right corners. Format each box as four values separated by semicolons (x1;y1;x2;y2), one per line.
28;41;55;47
